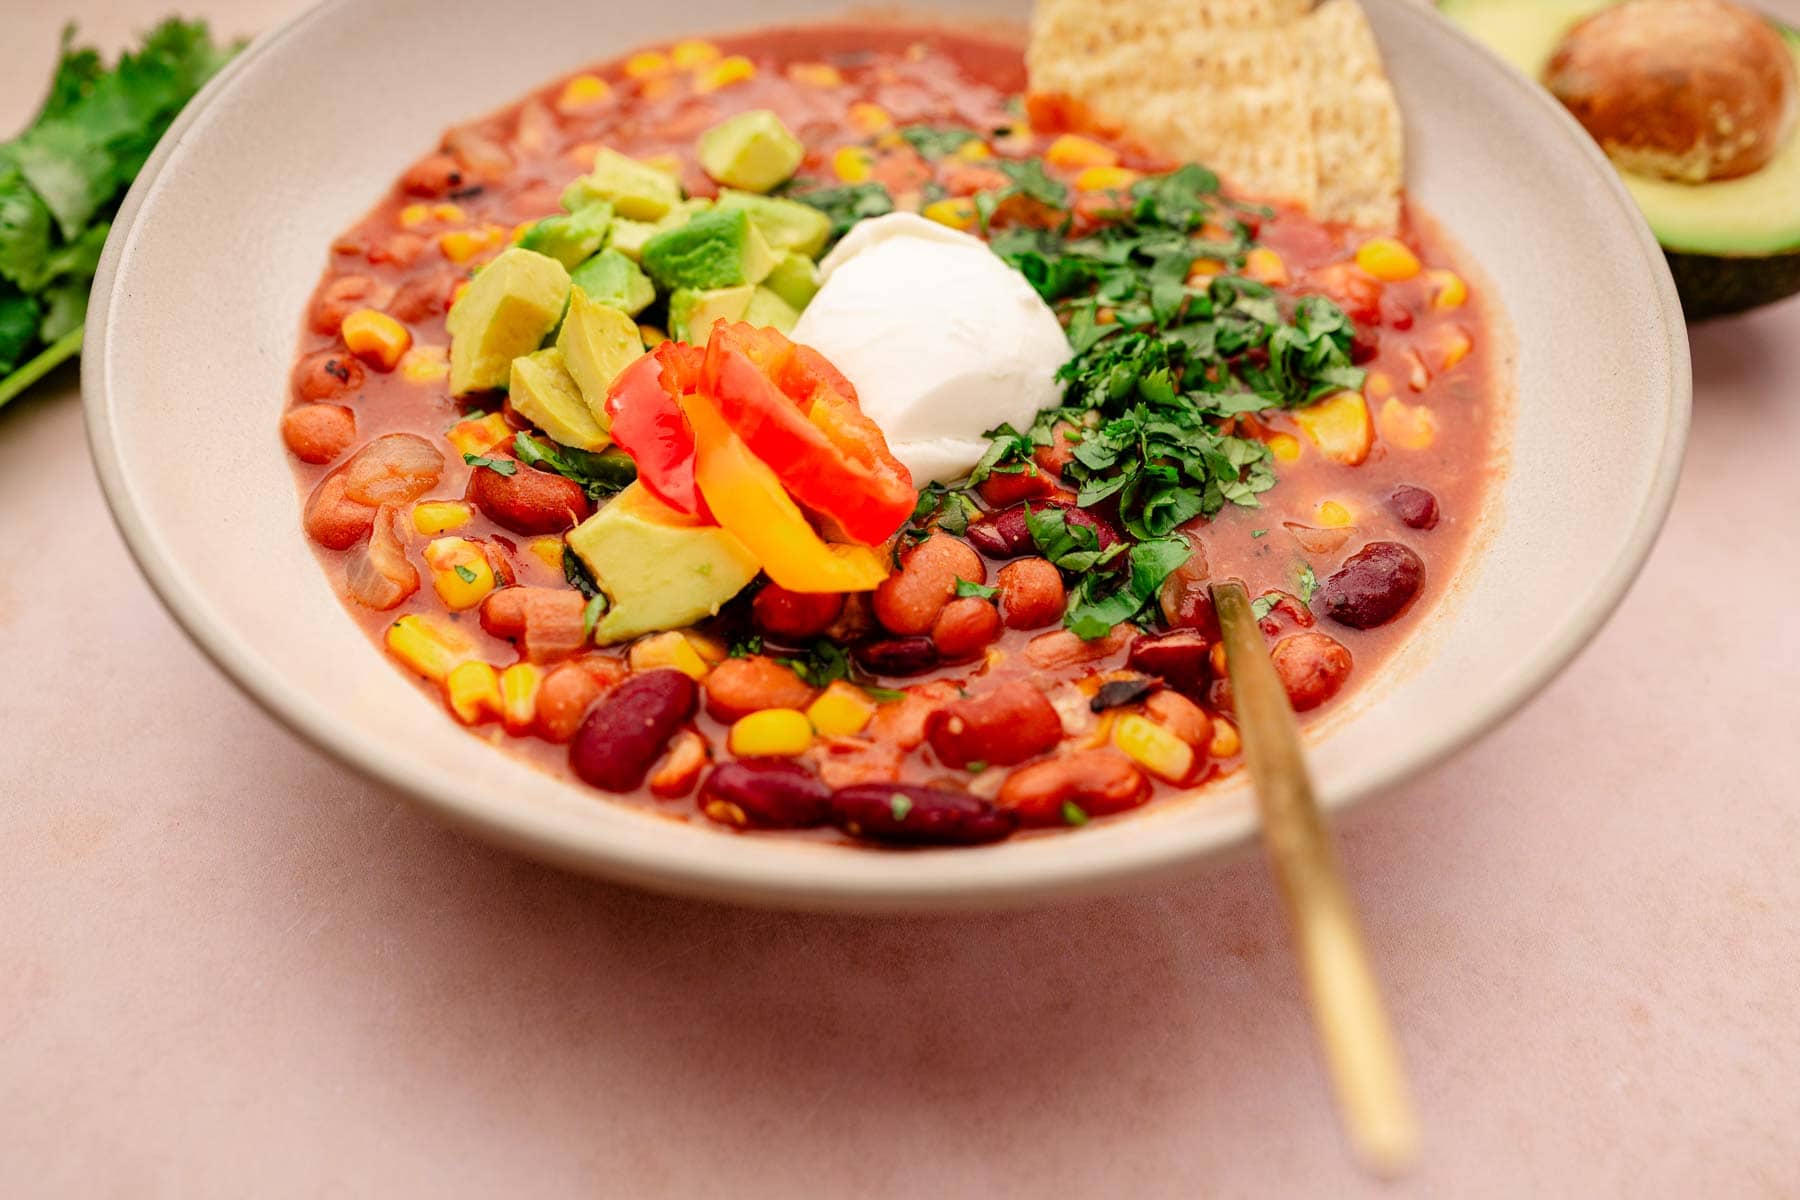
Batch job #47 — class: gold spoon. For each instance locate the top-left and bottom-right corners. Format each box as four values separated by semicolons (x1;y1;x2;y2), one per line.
1211;579;1420;1177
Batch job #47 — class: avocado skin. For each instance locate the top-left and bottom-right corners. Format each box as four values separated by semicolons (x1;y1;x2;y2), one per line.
1666;248;1800;321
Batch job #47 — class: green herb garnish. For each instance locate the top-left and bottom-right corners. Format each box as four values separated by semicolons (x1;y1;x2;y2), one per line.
513;431;635;501
453;564;478;584
775;639;851;688
787;180;894;244
889;792;913;821
463;453;517;476
562;545;601;599
1062;801;1090;827
581;593;607;640
1065;537;1191;640
895;124;982;159
954;578;999;601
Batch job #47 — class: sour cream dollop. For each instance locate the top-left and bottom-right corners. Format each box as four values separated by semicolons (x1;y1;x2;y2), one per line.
791;213;1071;485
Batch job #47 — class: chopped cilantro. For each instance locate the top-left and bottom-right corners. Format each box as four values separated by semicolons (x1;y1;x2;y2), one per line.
581;593;606;640
775;640;851;688
889;792;913;822
954;578;999;601
1251;529;1269;538
1251;593;1279;621
1064;537;1191;640
1296;562;1319;605
463;453;517;476
729;633;764;658
966;423;1034;486
895;124;982;159
452;564;478;584
861;685;907;703
513;432;635;501
787;180;894;245
965;760;989;774
1062;800;1090;827
562;545;601;600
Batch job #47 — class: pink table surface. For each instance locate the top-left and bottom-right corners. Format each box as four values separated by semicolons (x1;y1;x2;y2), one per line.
4;3;1799;1195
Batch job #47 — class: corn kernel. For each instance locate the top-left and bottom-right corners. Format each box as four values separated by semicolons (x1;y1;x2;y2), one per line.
1433;325;1473;371
398;203;431;229
786;62;844;88
446;412;511;457
340;309;411;371
425;537;497;610
847;102;892;133
1243;247;1289;287
431;203;464;224
807;681;878;737
921;197;977;231
1045;133;1117;169
670;39;721;68
1075;165;1140;192
953;139;993;161
557;73;613;112
629;630;709;680
638;325;669;347
729;708;814;757
1355;237;1421;282
624;51;670;79
413;501;472;536
643;152;683;178
1187;258;1227;282
684;632;729;665
385;614;474;683
1317;500;1353;528
399;344;449;384
1425;268;1467;310
438;227;497;264
832;145;874;183
445;661;503;725
1293;390;1374;466
1364;371;1394;402
529;537;566;570
1267;433;1302;463
499;662;542;735
1209;718;1241;759
1378;397;1438;451
1113;713;1195;783
695;55;756;93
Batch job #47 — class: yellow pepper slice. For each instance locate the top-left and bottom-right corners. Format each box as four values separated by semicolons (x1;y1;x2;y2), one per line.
679;389;888;593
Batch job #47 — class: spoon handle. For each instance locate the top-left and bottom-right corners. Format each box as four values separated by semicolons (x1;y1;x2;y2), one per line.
1211;580;1419;1177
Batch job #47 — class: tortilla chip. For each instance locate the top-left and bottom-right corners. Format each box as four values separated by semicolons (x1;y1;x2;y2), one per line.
1303;0;1405;228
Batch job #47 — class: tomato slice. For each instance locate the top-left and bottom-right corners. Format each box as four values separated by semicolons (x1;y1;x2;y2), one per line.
700;324;915;545
604;342;704;515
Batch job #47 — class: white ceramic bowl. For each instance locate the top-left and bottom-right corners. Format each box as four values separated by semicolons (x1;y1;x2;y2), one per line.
85;0;1689;911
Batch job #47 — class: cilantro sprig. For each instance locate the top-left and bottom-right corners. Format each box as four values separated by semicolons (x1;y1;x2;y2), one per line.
513;432;636;502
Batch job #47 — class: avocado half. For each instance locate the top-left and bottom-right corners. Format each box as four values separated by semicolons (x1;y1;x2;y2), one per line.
1443;0;1800;319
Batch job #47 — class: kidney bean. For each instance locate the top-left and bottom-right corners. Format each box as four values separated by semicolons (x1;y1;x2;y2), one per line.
852;636;940;677
996;557;1065;630
400;152;465;197
931;597;1002;662
1271;632;1354;712
569;670;698;792
1033;420;1080;477
703;655;817;723
468;456;593;534
699;760;831;829
388;269;461;324
1322;541;1424;630
281;404;357;464
1145;690;1213;748
341;433;444;506
752;584;843;642
536;661;604;743
966;500;1119;560
925;681;1063;769
829;783;1017;846
867;681;957;751
303;472;376;550
343;504;419;611
310;274;392;336
996;750;1151;826
1389;484;1441;530
293;350;364;402
873;535;985;635
976;463;1057;507
1024;624;1135;670
1128;629;1212;695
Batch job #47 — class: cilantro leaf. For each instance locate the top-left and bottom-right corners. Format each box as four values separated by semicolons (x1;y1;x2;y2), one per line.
1064;537;1190;639
775;640;852;689
513;431;636;501
896;125;982;159
788;181;894;244
954;578;999;601
562;545;601;600
463;452;517;475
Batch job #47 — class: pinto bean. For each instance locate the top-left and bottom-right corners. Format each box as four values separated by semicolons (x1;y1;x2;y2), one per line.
1144;690;1213;748
976;463;1057;507
281;404;357;464
925;681;1063;769
343;505;417;611
310;274;392;336
568;670;698;792
367;233;427;268
292;350;364;401
388;270;462;323
519;589;589;664
341;433;445;506
699;760;831;829
479;587;529;639
400;152;465;197
808;736;904;789
1033;421;1080;477
1024;624;1135;670
1127;629;1212;695
303;472;376;550
752;584;843;642
1389;484;1441;530
852;636;940;676
1271;632;1353;712
829;783;1018;846
866;681;957;751
873;534;985;635
1322;542;1424;630
996;751;1151;826
931;597;1002;662
536;661;603;743
996;558;1065;630
703;656;816;723
1157;530;1216;636
467;457;593;534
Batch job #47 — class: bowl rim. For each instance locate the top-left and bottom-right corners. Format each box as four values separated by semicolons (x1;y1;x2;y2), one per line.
82;0;1691;911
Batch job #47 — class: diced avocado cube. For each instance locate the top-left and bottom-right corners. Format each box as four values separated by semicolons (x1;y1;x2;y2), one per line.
570;249;656;316
562;147;683;221
519;201;614;269
641;208;778;292
742;286;800;334
446;248;571;396
568;482;761;644
510;347;610;451
667;284;755;343
606;199;712;262
557;287;645;422
761;251;820;311
697;110;804;194
713;189;831;259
